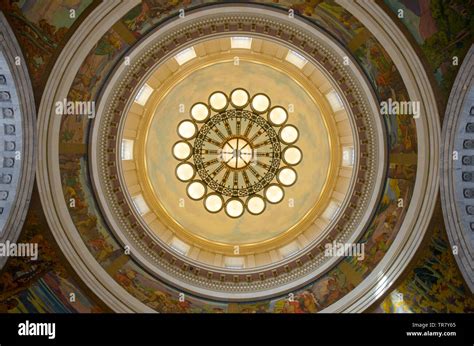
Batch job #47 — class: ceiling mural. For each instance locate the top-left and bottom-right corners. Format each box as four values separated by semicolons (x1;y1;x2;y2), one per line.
0;0;471;322
383;0;472;96
55;1;414;311
2;0;97;94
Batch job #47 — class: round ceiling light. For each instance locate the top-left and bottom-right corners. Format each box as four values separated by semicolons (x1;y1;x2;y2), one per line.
190;102;210;122
177;120;197;139
246;195;266;215
279;125;299;144
221;137;253;169
265;184;284;204
268;106;288;126
173;88;302;217
187;180;206;200
176;162;195;182
209;91;229;111
204;193;224;213
250;93;270;113
230;88;250;108
277;167;297;186
225;198;245;218
172;141;192;160
283;146;302;166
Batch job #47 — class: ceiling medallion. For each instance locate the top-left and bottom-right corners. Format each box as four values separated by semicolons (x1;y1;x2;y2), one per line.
173;88;302;217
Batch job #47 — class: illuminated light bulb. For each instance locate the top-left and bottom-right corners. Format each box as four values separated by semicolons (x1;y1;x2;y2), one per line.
283;146;302;166
277;167;297;186
190;103;210;122
265;185;284;204
247;195;266;215
187;181;206;200
226;199;244;218
268;106;288;126
176;162;195;181
209;91;228;111
251;94;270;113
280;125;299;144
230;88;250;108
204;194;224;213
178;120;197;139
173;141;192;160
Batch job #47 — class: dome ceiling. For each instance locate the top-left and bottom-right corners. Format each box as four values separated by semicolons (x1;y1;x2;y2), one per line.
440;46;474;293
0;13;36;269
146;60;330;244
34;2;440;312
88;8;388;301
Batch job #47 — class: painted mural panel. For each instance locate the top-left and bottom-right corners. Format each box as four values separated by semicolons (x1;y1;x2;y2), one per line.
0;0;470;314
